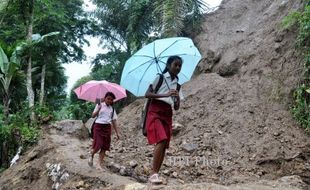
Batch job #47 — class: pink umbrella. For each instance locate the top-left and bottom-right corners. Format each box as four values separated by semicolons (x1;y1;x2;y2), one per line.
73;80;127;103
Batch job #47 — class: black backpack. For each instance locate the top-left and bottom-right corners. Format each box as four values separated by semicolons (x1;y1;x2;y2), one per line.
90;106;114;139
141;74;181;136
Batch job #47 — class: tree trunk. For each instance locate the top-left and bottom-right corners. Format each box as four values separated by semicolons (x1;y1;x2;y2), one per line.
39;64;46;106
25;1;35;121
0;141;2;168
26;55;35;120
1;142;8;168
2;93;10;124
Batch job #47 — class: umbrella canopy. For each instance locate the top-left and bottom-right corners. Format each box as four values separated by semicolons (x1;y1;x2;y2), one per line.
73;80;127;103
120;37;201;96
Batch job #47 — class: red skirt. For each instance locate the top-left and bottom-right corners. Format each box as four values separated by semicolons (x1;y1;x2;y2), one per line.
146;99;172;148
92;123;111;151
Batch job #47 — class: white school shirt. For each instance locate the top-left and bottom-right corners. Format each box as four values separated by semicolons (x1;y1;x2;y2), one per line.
93;102;117;124
152;72;184;106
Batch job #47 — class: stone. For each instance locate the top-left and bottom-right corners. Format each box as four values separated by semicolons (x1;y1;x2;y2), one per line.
273;132;280;136
197;49;221;73
53;120;84;134
172;172;178;178
107;153;114;158
79;154;86;159
181;143;198;153
129;160;138;168
108;162;121;173
119;166;127;176
163;169;170;175
59;172;69;182
52;182;60;190
172;122;183;136
77;180;85;188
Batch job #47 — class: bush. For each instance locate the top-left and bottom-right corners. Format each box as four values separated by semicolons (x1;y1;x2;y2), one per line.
0;105;41;170
0;123;40;169
7;107;41;148
291;84;310;130
67;102;93;123
0;124;20;169
284;1;310;129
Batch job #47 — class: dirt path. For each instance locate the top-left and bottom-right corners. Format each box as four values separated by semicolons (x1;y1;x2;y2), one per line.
0;121;308;190
48;127;135;189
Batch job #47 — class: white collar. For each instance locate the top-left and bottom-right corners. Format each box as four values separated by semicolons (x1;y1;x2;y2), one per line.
101;102;110;107
163;72;170;78
163;72;178;82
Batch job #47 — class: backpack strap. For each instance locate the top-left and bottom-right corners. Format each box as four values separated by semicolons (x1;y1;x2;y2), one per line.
110;107;114;120
153;74;164;93
176;83;181;92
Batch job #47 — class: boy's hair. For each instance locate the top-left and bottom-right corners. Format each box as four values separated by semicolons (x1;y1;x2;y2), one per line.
163;56;183;73
105;91;116;99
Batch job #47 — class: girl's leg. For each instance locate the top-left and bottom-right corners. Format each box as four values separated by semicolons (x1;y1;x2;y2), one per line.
152;140;167;174
91;148;99;158
99;149;106;167
88;148;99;167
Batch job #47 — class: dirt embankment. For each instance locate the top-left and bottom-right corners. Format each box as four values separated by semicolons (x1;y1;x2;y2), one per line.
114;0;310;187
0;0;310;189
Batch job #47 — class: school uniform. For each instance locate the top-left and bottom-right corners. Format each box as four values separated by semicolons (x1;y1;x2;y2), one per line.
146;72;184;148
92;102;117;151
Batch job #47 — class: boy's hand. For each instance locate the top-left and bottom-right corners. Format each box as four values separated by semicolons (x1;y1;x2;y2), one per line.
116;133;120;140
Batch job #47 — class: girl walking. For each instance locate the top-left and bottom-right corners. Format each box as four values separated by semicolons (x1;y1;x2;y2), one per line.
88;92;120;170
144;56;183;184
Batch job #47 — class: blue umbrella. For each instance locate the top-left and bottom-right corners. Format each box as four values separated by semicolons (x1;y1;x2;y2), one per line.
120;37;202;96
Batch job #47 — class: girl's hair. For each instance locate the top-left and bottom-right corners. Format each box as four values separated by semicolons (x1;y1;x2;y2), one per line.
162;56;183;74
105;91;116;99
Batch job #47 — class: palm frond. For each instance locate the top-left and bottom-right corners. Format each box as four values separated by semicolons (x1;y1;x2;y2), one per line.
152;0;206;37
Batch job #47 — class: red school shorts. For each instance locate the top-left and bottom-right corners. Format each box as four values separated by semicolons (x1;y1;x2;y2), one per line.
92;123;111;152
146;99;173;148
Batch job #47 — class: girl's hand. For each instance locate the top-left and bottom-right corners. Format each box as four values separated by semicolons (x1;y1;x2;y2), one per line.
168;89;179;97
95;105;102;114
92;104;102;117
116;133;120;141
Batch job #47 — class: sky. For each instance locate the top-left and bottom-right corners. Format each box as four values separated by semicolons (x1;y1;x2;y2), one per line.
64;0;222;93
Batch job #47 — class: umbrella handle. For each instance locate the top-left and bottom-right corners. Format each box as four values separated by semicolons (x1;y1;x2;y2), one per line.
95;98;101;105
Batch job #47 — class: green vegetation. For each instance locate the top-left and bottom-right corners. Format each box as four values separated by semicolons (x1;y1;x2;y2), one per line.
283;0;310;130
68;76;94;122
0;0;92;171
0;104;44;170
292;84;310;130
